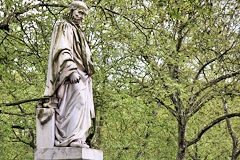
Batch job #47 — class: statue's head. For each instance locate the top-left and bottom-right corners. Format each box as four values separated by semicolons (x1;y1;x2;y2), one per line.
69;1;88;25
69;1;89;15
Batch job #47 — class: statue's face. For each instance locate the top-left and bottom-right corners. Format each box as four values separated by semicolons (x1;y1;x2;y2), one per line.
72;8;86;22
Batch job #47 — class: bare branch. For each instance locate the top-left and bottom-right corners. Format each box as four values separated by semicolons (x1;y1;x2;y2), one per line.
38;3;67;8
17;104;25;113
222;97;240;160
187;113;240;147
12;154;18;160
222;97;237;144
194;42;235;81
0;3;67;31
0;111;34;116
91;5;150;43
236;149;240;158
176;22;188;52
193;70;240;99
187;94;215;118
12;128;36;149
189;43;236;105
29;128;35;149
0;35;7;46
156;98;177;117
0;97;48;107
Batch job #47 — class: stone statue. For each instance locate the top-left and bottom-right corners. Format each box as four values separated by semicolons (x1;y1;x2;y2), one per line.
43;1;95;148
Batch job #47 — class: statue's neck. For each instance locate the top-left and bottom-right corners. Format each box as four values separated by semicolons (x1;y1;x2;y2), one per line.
63;13;82;29
73;20;82;28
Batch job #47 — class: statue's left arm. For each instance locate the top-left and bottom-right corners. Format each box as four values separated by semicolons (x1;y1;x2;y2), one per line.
44;21;79;97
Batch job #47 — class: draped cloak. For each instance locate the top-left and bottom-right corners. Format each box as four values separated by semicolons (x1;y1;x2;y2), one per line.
44;19;95;146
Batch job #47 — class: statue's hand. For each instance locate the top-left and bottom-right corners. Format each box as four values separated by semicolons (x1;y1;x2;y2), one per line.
70;72;81;83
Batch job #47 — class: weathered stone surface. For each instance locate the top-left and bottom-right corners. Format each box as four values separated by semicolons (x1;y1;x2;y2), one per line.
35;2;103;160
34;147;103;160
43;1;95;147
36;108;55;148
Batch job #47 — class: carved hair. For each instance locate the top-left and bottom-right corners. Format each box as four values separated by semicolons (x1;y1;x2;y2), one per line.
69;1;89;15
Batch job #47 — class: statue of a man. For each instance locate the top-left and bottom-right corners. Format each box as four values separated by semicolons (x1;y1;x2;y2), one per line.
43;1;95;148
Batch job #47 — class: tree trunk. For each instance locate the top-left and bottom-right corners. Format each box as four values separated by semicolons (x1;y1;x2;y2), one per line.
232;151;238;160
177;117;187;160
231;146;240;160
222;97;240;160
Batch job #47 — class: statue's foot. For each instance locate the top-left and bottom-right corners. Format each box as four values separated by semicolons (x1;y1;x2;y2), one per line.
70;140;89;148
55;140;60;146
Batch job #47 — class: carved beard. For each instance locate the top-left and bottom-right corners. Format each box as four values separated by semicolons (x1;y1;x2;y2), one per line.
73;18;83;27
63;11;83;28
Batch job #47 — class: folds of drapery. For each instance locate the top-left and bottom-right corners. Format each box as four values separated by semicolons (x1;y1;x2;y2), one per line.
55;81;93;146
44;20;77;97
43;20;95;146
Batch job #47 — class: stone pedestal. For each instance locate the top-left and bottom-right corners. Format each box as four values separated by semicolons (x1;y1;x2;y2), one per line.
36;108;55;148
35;105;103;160
34;147;103;160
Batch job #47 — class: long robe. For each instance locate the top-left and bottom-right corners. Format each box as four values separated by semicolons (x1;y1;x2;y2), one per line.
44;19;95;146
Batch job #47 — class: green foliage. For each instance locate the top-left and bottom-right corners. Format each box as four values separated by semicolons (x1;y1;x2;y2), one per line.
0;0;240;159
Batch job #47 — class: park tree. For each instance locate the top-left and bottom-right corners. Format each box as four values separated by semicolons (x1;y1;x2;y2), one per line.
0;0;240;160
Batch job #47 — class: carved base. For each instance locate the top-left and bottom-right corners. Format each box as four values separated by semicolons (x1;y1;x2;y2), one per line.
34;147;103;160
36;108;55;148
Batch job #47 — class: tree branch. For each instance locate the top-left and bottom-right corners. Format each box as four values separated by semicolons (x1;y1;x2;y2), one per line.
156;98;177;117
0;97;48;106
194;42;235;81
193;70;240;100
222;97;240;160
188;94;215;118
0;3;67;31
236;149;240;158
176;22;188;52
222;97;237;145
189;42;236;105
91;5;150;43
0;111;34;116
187;113;240;147
38;3;67;8
12;128;36;149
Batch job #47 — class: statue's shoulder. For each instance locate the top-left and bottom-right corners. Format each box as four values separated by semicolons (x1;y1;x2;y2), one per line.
55;20;72;27
53;20;75;32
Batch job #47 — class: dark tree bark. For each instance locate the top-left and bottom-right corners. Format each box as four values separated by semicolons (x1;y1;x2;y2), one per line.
222;97;240;160
177;116;188;160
